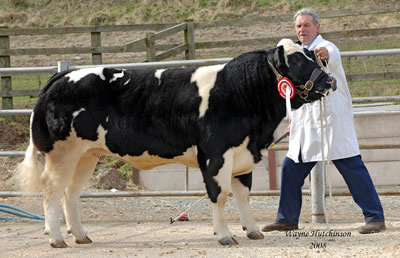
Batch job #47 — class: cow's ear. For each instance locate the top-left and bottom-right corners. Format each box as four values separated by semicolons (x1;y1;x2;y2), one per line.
304;48;316;60
272;45;287;67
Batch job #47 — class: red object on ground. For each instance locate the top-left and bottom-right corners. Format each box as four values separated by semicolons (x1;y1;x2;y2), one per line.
176;213;190;221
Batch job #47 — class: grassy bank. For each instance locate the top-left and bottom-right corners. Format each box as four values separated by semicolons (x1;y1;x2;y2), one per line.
0;0;398;27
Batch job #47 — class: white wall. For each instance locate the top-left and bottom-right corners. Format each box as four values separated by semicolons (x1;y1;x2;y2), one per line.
138;106;400;191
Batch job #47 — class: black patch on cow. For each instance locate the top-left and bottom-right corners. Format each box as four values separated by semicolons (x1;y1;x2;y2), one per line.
235;173;252;191
73;110;104;141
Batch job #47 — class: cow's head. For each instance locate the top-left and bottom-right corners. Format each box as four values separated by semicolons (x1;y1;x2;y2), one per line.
269;38;337;109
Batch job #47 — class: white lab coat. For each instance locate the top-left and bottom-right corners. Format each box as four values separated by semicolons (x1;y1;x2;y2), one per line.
286;35;360;163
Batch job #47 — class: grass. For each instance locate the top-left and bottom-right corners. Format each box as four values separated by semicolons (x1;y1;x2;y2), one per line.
1;0;399;26
1;74;51;108
98;156;134;181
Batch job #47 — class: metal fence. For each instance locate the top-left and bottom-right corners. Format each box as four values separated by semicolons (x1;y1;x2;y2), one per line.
1;54;400;198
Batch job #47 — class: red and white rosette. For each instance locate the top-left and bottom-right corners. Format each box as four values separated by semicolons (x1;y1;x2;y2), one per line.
277;78;295;99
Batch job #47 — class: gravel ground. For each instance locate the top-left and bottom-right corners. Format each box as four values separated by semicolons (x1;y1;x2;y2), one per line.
1;195;400;257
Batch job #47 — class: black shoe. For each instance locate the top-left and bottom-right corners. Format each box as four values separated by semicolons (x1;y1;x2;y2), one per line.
261;222;298;232
358;221;386;234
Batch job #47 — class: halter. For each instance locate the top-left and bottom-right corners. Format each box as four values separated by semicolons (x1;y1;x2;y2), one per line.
268;61;324;101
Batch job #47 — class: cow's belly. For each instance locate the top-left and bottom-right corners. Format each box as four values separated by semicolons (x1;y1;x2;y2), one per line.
116;146;199;170
84;131;257;174
231;137;258;176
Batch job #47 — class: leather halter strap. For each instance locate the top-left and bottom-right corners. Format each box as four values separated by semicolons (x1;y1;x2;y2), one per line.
268;60;323;101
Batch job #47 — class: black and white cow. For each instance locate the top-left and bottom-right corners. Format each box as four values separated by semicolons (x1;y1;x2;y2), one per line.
17;39;336;248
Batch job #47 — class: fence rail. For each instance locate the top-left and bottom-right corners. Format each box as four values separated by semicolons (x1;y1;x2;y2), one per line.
1;8;400;109
1;49;400;99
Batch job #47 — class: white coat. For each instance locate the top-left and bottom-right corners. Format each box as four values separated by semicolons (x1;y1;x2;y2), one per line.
286;35;360;163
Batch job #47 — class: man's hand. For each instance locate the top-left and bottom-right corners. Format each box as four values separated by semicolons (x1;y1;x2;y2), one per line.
315;47;329;62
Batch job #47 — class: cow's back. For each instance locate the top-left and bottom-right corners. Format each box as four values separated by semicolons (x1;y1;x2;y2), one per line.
31;67;203;161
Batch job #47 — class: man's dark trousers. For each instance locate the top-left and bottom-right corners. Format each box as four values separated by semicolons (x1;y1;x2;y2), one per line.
275;155;384;225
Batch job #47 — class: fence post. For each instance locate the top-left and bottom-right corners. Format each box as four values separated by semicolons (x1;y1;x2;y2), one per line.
0;27;13;109
267;150;277;190
185;166;189;191
184;22;196;60
311;162;326;223
91;32;102;65
57;61;71;72
145;32;156;62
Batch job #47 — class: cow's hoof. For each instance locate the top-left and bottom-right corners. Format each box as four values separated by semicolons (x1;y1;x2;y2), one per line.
50;240;68;248
247;231;264;240
76;236;92;244
218;236;239;245
43;229;49;235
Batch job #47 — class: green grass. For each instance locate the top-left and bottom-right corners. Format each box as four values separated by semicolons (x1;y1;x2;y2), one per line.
1;74;51;108
100;156;134;180
349;79;400;97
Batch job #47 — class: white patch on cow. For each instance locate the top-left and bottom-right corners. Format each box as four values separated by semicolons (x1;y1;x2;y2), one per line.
231;177;259;234
213;149;233;192
120;146;199;171
232;137;257;176
123;78;131;85
66;67;106;83
106;117;109;123
206;159;210;166
96;125;108;146
212;192;231;240
155;69;166;86
277;38;313;66
191;64;226;117
109;71;124;83
72;108;86;118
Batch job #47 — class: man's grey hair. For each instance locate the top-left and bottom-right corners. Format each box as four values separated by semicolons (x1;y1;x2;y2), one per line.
293;8;320;25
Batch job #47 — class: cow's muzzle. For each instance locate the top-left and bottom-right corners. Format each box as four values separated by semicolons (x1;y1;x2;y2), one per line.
329;76;337;91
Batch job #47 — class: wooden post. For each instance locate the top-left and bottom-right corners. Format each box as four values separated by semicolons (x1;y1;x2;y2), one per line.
311;162;326;223
0;28;12;109
267;150;277;190
184;22;195;60
185;166;189;191
145;32;156;62
132;167;140;185
91;32;102;65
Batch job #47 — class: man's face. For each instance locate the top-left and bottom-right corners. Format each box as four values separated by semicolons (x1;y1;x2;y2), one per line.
295;15;320;45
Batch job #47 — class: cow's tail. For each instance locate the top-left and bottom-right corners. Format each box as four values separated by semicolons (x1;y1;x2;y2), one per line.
15;113;44;193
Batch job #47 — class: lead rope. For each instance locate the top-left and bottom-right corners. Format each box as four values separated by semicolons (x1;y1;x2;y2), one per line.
317;55;336;231
323;98;336;213
319;99;331;231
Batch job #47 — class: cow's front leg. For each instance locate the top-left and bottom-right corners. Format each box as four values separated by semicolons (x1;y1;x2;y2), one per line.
203;149;238;245
232;173;264;240
212;190;238;245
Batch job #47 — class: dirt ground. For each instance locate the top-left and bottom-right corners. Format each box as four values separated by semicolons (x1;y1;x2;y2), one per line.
1;195;400;257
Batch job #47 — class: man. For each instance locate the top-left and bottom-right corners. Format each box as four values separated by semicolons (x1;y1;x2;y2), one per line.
262;8;385;234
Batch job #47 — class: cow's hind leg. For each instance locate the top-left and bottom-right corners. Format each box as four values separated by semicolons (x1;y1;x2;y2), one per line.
42;155;80;248
232;173;264;240
202;149;238;245
62;153;98;245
